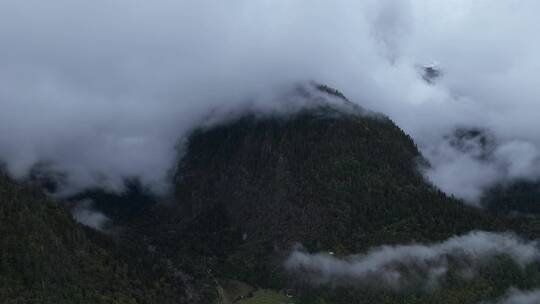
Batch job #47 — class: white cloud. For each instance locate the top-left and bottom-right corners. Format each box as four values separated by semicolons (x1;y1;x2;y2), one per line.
71;200;109;231
488;288;540;304
286;231;540;289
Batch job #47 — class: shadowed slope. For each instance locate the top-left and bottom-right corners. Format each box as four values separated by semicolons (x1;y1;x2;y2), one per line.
0;172;199;304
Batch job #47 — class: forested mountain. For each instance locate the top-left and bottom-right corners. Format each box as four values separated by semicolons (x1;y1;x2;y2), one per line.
174;97;505;254
0;172;205;304
114;88;540;303
2;87;540;303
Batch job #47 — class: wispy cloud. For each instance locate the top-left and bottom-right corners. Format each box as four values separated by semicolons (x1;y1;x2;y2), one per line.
487;288;540;304
71;199;109;231
286;231;539;289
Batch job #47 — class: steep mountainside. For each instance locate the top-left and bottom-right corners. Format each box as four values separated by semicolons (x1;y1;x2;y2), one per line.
0;172;200;304
176;106;505;251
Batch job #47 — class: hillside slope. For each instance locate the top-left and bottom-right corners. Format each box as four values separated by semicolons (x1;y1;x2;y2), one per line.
0;172;202;304
174;99;505;249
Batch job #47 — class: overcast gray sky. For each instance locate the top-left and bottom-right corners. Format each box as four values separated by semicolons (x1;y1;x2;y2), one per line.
1;1;540;200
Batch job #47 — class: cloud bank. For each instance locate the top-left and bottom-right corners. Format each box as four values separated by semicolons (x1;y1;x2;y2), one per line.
1;1;540;199
285;231;540;289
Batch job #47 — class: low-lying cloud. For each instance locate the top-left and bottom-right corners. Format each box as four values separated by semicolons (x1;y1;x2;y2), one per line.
285;231;540;289
71;199;110;231
1;1;540;199
487;288;540;304
425;134;540;204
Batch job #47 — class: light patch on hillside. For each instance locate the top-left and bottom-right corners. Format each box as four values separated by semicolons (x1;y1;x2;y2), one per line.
71;200;109;231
